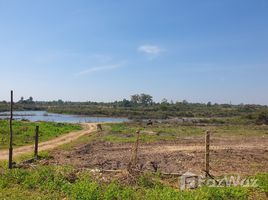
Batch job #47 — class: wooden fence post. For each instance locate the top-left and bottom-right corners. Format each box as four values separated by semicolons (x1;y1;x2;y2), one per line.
96;124;102;132
205;130;210;177
34;126;39;158
132;130;140;166
8;90;13;169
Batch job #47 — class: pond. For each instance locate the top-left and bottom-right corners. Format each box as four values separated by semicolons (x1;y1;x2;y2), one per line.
0;111;129;123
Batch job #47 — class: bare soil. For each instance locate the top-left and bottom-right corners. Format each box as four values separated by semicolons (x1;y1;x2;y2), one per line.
50;134;268;176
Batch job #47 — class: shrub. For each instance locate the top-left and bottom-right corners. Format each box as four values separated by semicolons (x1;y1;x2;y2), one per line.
254;173;268;193
103;182;137;200
138;175;157;189
200;187;249;200
256;112;268;125
71;180;100;200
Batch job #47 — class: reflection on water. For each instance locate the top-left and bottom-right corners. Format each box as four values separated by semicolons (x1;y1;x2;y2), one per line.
0;111;128;123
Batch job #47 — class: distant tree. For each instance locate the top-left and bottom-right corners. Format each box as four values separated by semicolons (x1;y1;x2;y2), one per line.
140;93;153;106
182;100;188;104
161;105;168;111
18;97;24;103
207;102;212;107
130;94;153;105
222;104;231;108
121;99;131;107
130;94;140;104
58;99;64;104
161;98;168;104
25;96;34;104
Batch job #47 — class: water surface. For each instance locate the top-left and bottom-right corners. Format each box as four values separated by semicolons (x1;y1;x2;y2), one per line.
0;111;128;123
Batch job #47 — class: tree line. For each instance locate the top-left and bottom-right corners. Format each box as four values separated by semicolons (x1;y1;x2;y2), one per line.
0;93;268;122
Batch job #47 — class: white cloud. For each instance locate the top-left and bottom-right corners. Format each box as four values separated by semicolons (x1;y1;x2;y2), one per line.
138;45;165;56
75;62;125;77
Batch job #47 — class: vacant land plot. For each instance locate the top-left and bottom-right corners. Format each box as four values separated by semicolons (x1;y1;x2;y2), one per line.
0;122;268;199
50;123;268;176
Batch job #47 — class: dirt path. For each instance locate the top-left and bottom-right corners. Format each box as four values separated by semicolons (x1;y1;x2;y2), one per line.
0;123;96;161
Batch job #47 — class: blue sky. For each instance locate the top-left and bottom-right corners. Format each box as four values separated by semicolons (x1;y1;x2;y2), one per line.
0;0;267;104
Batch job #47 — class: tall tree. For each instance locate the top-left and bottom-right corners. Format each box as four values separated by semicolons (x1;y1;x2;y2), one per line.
131;94;140;104
140;93;153;105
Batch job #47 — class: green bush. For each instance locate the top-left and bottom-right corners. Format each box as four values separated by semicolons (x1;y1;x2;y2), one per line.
144;186;196;200
71;180;100;200
103;182;136;200
138;175;157;189
256;112;268;125
200;187;249;200
254;173;268;193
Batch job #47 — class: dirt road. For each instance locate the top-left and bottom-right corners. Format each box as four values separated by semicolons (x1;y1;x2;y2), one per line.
0;123;96;161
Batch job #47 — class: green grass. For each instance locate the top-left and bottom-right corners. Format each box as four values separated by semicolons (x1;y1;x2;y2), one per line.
0;165;267;200
254;173;268;193
214;125;268;136
100;123;205;143
0;187;64;200
99;122;268;144
0;120;82;149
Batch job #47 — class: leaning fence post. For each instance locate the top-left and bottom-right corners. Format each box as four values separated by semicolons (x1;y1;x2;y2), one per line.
34;126;39;158
205;130;210;177
8;90;13;169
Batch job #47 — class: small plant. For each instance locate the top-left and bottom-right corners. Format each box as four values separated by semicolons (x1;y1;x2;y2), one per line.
138;175;156;189
71;180;100;200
